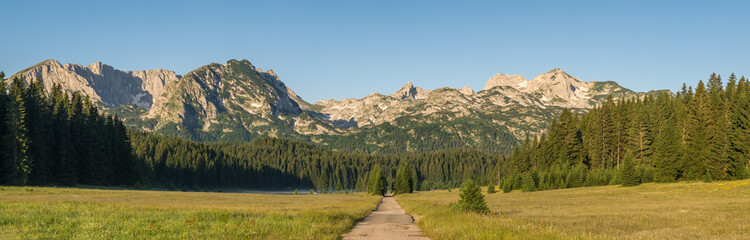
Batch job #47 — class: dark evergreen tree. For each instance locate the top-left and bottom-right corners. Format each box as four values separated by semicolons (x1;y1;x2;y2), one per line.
111;116;136;185
367;165;386;195
686;81;712;180
487;183;497;194
653;118;682;182
0;72;6;182
522;172;536;192
52;89;76;185
501;176;512;193
620;152;640;187
454;179;489;213
707;74;729;180
1;77;30;185
393;162;413;195
729;90;750;179
25;78;51;185
355;175;366;192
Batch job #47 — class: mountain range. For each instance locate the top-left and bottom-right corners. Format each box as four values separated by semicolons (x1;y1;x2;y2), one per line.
10;59;642;154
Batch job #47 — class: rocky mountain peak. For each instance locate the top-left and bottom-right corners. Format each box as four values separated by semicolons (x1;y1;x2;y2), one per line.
390;82;430;100
528;68;583;90
87;61;105;74
40;59;62;68
147;59;306;130
13;59;180;109
226;59;256;70
258;68;279;82
530;68;581;84
266;69;277;78
483;72;528;91
459;86;474;95
476;68;634;108
524;68;597;107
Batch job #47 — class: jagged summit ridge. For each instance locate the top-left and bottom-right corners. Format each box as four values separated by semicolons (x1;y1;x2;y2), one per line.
483;72;528;91
13;59;179;109
527;68;588;103
11;59;640;153
481;68;631;108
459;86;474;95
390;82;431;100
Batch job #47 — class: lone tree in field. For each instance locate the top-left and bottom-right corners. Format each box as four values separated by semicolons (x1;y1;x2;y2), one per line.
620;152;641;187
393;163;413;195
367;165;387;195
454;179;489;213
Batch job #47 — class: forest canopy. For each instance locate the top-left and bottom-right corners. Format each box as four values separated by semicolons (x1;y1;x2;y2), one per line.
3;73;749;193
0;74;498;190
501;73;750;192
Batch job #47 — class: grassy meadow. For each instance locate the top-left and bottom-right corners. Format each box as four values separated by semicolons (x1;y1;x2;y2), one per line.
397;180;750;239
0;186;381;239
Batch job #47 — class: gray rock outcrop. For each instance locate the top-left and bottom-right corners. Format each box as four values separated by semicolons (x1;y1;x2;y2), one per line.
14;59;179;109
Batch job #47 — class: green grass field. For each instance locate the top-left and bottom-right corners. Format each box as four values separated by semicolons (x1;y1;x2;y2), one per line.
0;187;381;239
397;180;750;239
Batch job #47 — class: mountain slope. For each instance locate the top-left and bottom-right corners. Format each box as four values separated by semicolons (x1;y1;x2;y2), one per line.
482;68;634;108
312;68;637;144
141;59;337;141
12;59;643;155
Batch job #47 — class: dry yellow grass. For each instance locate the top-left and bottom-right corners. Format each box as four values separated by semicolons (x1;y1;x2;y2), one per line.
0;186;381;239
397;180;750;239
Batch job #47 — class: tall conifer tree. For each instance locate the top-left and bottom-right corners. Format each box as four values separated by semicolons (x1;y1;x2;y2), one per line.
729;91;750;179
686;81;712;180
620;151;640;187
367;165;386;195
654;118;682;182
2;77;30;185
394;162;413;194
25;78;51;185
53;90;76;185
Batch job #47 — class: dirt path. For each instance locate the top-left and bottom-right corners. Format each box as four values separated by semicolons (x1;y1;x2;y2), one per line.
342;194;429;240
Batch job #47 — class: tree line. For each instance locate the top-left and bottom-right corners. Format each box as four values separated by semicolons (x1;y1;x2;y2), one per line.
10;72;746;193
0;74;136;186
131;132;500;191
0;75;500;191
500;73;750;192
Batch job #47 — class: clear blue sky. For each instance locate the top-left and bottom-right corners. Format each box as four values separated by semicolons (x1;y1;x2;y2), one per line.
1;0;749;102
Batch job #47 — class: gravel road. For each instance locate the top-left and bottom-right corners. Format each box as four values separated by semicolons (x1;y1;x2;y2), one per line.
342;194;429;240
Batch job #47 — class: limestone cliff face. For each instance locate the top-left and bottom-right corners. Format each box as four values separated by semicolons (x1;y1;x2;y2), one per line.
14;59;179;109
